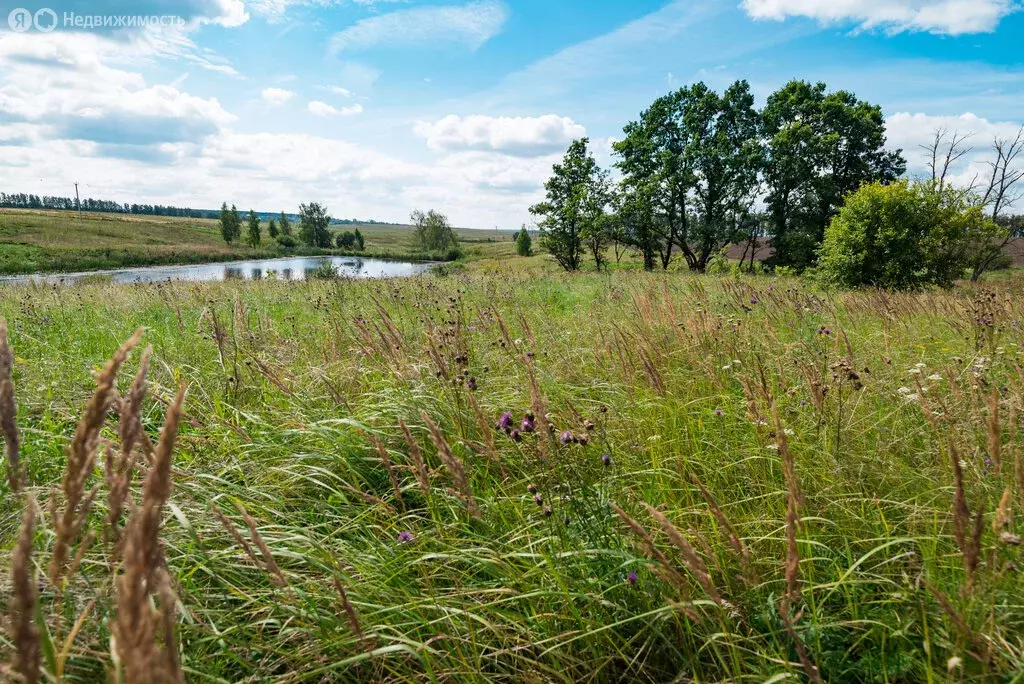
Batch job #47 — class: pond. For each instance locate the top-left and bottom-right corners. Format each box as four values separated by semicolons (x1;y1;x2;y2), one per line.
0;255;435;286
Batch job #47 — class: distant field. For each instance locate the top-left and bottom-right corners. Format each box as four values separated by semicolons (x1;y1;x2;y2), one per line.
0;208;517;274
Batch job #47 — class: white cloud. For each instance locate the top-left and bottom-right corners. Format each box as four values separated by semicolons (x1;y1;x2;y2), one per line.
307;100;363;117
741;0;1017;35
414;114;585;156
261;88;295;105
324;86;353;97
0;32;235;149
329;0;509;53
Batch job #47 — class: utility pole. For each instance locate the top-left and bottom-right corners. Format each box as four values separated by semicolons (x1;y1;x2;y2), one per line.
74;182;81;219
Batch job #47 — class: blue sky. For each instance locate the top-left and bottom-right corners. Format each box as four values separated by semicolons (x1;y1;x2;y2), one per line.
0;0;1021;228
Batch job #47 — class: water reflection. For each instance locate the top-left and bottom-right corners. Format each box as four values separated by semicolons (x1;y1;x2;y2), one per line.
0;255;433;286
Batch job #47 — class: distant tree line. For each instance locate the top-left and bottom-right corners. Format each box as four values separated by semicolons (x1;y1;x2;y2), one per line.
531;78;1023;286
0;191;401;226
0;192;219;218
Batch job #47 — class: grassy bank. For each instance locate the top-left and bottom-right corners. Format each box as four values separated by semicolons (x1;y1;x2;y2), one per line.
0;208;516;274
1;264;1023;681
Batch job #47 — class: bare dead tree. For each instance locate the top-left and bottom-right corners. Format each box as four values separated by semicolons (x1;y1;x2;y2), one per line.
921;127;975;192
972;127;1024;281
980;127;1024;220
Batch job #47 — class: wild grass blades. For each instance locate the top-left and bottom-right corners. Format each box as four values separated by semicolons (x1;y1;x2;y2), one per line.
4;271;1024;680
0;317;22;492
421;410;481;520
50;328;143;588
107;345;153;550
399;417;431;497
641;503;723;606
690;473;756;585
772;404;802;605
610;502;692;601
9;493;40;684
332;576;368;648
365;429;405;510
238;503;288;588
987;388;1002;473
113;381;185;684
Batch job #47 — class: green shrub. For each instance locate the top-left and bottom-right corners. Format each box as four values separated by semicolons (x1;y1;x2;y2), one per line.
307;262;339;279
276;234;298;250
515;227;533;257
817;180;993;289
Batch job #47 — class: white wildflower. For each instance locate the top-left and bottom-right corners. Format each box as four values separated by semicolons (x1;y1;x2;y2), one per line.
904;393;920;402
927;374;942;381
784;428;795;436
766;444;779;451
915;362;927;368
907;368;922;375
897;387;913;395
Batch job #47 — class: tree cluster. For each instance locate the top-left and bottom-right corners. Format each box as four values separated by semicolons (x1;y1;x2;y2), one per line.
412;209;460;256
219;203;242;245
532;79;908;273
336;228;365;251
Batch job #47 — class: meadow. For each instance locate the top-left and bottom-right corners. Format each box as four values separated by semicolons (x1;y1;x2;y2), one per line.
1;256;1023;682
0;209;515;275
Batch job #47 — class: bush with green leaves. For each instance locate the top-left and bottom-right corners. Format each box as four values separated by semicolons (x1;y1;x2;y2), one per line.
515;227;532;256
818;181;996;289
275;234;297;249
411;209;458;253
299;202;333;248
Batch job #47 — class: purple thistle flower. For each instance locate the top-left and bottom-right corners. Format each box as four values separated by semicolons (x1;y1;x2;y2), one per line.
521;416;535;433
534;493;544;506
750;296;759;305
466;377;477;391
497;411;513;432
560;430;575;446
714;408;723;416
601;453;611;466
397;531;414;543
626;571;638;585
510;429;522;442
543;507;553;517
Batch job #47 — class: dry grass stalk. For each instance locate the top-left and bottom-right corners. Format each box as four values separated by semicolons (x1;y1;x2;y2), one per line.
779;607;823;684
399;418;431;497
610;502;691;599
421;411;481;520
10;493;40;684
107;346;152;549
0;317;23;492
987;389;1002;474
332;576;367;647
467;392;501;466
949;440;971;559
51;328;143;587
921;579;991;665
642;503;722;605
238;504;288;588
113;381;185;684
365;430;404;510
690;474;756;584
213;506;259;567
993;486;1013;534
773;405;801;603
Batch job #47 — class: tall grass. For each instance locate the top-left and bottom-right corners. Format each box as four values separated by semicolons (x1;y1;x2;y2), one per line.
1;267;1023;681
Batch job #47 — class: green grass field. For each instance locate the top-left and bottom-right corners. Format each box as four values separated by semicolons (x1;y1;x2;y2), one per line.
1;255;1023;681
0;209;516;274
